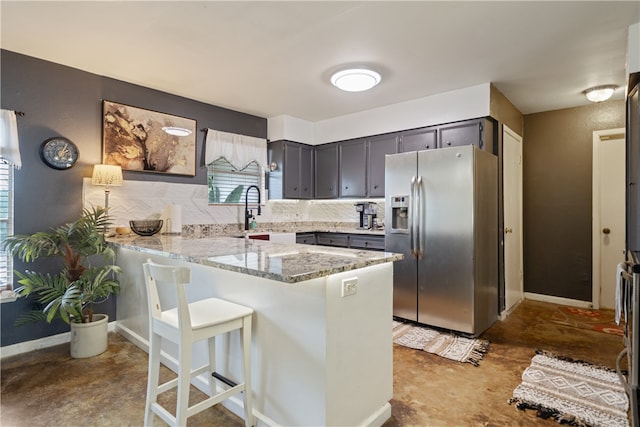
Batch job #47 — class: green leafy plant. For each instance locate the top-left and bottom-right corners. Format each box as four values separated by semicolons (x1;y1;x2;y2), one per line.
3;206;121;324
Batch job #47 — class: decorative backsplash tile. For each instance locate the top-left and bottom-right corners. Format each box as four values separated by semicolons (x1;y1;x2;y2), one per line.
82;178;385;233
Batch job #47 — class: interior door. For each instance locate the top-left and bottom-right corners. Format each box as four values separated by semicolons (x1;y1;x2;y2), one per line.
503;126;524;314
592;128;626;309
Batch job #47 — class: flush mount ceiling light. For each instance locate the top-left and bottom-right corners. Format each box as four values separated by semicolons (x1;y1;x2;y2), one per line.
330;68;381;92
162;126;192;137
584;85;617;103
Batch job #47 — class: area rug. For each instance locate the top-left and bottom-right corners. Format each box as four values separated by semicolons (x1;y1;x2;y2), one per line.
550;305;624;336
392;320;490;366
509;350;629;427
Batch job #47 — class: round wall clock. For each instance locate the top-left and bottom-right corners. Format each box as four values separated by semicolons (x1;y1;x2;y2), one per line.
39;137;79;170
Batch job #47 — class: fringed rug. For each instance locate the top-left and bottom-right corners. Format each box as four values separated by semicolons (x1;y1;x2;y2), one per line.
550;306;624;336
509;350;629;427
392;320;490;366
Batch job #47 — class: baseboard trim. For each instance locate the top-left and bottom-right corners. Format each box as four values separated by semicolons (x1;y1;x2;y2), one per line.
524;292;592;309
500;297;524;320
1;321;117;359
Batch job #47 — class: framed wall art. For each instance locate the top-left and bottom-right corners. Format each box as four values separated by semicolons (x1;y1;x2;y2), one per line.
102;100;197;176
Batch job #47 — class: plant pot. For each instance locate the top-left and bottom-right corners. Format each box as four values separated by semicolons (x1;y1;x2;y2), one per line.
70;313;109;358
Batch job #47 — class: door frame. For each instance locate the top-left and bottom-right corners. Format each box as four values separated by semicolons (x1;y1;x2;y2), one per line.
591;127;625;309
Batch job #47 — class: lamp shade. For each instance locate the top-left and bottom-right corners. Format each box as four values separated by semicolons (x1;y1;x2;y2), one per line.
584;85;617;103
91;164;123;186
331;68;381;92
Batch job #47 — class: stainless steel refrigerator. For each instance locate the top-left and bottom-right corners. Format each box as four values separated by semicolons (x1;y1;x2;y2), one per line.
385;145;498;336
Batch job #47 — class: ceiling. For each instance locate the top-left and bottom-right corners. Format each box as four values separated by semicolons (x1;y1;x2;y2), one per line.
1;1;639;122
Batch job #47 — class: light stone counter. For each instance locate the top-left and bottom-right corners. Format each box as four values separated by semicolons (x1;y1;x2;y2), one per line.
108;234;400;283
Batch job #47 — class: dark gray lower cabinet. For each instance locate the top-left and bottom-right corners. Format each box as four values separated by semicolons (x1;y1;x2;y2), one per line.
297;232;385;251
295;233;317;245
315;144;339;198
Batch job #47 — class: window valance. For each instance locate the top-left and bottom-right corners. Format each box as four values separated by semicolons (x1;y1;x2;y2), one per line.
204;129;267;171
0;110;21;169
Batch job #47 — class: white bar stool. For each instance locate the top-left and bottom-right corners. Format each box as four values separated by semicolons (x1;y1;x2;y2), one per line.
142;259;254;427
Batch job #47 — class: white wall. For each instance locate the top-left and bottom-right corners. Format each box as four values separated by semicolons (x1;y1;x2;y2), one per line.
267;83;491;144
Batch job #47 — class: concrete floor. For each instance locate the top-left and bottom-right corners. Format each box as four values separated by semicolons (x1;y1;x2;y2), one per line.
0;299;626;426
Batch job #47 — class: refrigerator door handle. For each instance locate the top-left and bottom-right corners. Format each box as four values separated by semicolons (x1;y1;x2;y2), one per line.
416;176;423;259
410;176;417;258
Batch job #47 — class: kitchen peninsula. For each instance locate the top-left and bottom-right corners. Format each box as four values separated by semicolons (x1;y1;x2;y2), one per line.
111;234;402;427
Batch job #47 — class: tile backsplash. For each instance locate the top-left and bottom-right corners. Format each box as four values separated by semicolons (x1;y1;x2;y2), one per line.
82;178;385;232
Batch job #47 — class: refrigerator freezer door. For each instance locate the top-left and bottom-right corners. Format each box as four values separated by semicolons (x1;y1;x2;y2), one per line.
385;151;418;321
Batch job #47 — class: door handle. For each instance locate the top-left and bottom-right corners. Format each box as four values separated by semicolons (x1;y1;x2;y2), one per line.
410;176;416;258
602;228;611;235
505;227;513;234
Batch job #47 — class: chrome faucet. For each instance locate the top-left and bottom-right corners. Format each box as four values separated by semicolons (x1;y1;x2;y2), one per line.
244;185;261;231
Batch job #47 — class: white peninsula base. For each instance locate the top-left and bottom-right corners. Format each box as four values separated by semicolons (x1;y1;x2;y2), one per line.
115;246;393;426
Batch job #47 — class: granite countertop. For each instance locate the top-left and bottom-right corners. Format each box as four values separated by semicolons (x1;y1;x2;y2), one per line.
109;235;402;283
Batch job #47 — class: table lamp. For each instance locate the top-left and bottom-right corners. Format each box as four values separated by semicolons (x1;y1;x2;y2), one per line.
91;164;123;211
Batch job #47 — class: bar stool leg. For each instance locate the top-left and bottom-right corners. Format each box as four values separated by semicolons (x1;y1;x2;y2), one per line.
241;315;253;427
144;333;161;427
207;336;217;397
175;339;192;427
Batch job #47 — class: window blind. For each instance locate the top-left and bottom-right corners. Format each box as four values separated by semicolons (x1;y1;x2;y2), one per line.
207;159;262;205
0;160;14;289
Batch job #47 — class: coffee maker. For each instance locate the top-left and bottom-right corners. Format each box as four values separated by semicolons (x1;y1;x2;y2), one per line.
355;202;377;230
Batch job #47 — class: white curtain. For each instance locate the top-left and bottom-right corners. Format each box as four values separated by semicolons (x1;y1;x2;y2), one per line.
204;129;267;170
0;110;21;169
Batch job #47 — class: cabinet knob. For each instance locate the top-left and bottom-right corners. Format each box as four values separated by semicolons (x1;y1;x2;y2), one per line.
425;145;430;149
345;186;349;190
446;141;452;146
330;186;334;190
373;185;378;189
293;187;297;191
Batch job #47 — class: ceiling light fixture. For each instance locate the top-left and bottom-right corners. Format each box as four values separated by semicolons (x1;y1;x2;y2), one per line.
330;68;381;92
162;126;192;136
584;85;617;103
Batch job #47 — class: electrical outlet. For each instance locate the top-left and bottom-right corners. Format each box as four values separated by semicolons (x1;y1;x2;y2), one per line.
341;277;358;297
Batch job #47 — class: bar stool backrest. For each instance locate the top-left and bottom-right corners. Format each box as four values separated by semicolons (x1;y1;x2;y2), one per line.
143;259;193;332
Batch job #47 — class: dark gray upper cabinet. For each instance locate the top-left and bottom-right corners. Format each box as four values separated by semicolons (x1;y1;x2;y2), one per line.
437;118;496;153
315;143;339;199
299;144;314;199
367;134;398;197
267;140;314;200
399;127;437;152
339;139;368;197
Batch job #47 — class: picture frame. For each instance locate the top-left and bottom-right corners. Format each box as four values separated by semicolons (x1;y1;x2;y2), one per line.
102;100;197;176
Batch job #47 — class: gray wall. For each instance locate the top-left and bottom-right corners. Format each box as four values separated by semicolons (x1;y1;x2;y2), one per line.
523;100;625;301
0;50;266;347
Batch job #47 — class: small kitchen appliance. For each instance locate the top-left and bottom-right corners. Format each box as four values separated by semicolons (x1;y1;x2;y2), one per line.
355;202;377;229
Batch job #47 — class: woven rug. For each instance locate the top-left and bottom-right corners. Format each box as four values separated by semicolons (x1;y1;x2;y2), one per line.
509;350;629;427
392;320;490;366
550;306;624;336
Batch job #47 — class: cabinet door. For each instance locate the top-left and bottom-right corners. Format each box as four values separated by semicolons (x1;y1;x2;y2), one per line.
368;134;398;197
399;128;437;152
316;233;349;247
296;233;317;245
283;142;301;198
339;139;367;197
299;144;314;199
315;144;339;198
438;120;483;149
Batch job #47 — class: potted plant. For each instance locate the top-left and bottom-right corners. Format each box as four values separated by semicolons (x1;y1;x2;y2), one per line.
3;206;121;358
